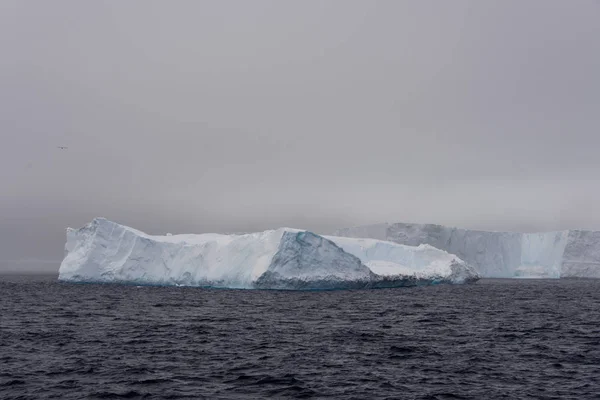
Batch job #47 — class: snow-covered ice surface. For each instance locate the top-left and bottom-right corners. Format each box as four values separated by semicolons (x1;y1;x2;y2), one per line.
323;236;478;285
334;223;600;278
58;219;479;289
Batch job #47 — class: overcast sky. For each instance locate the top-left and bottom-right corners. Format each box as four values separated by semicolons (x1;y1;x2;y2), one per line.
1;0;599;271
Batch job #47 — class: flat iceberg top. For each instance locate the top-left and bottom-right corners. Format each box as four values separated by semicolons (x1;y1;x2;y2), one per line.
59;218;479;290
86;217;302;246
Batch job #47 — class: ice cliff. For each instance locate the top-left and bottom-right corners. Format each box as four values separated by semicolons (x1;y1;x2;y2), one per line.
333;223;600;278
58;218;479;289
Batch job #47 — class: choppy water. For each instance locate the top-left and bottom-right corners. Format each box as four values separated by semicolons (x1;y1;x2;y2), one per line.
1;275;600;399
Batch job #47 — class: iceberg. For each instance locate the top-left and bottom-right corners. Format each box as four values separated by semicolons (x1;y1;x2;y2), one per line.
333;223;600;279
58;218;479;289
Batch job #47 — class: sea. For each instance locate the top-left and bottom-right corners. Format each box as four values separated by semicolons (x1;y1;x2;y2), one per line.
1;275;599;399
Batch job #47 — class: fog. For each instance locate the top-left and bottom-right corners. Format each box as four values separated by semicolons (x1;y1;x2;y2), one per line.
1;1;599;271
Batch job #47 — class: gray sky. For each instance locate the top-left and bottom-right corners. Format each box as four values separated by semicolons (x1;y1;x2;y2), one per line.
1;0;599;272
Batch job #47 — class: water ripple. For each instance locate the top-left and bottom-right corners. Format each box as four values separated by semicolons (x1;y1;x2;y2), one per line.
1;275;600;399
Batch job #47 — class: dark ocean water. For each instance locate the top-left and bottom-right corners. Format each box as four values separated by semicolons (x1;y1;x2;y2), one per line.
1;275;600;400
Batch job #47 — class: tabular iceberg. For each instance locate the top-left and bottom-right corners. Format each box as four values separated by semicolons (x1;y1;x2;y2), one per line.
58;218;478;289
333;223;600;279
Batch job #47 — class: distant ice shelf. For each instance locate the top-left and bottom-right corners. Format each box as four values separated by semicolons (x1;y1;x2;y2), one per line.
58;218;479;290
333;223;600;279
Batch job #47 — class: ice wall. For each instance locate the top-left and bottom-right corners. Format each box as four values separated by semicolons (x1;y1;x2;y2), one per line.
517;231;568;278
334;223;600;278
561;230;600;278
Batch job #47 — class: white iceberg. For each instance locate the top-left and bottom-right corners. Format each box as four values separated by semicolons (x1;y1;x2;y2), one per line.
58;218;478;289
334;222;600;278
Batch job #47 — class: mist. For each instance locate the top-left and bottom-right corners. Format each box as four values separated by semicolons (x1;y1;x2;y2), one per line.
1;0;599;272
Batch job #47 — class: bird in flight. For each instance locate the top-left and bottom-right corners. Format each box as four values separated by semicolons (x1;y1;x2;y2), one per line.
57;146;68;150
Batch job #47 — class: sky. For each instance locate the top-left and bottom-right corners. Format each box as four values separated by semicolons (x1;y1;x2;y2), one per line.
1;0;599;272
